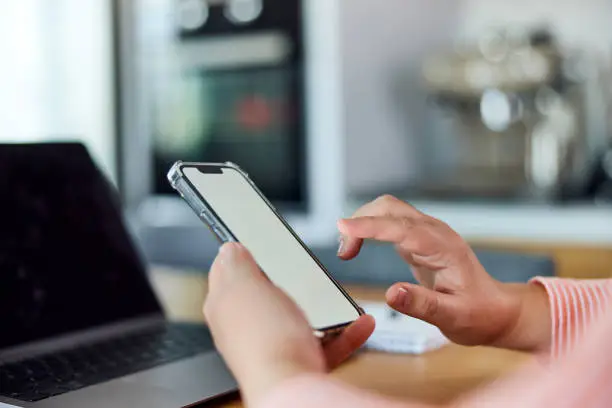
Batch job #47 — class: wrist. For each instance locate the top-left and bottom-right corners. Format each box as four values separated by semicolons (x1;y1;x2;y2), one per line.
490;282;551;353
239;359;323;406
234;341;326;406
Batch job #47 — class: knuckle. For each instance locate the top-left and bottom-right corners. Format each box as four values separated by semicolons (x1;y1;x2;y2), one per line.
425;296;440;318
375;194;399;209
202;292;224;323
434;218;459;238
378;194;398;203
202;299;214;321
423;216;441;228
398;216;414;232
418;295;440;319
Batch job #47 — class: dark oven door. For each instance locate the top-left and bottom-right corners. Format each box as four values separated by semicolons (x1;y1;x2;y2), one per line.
152;0;306;209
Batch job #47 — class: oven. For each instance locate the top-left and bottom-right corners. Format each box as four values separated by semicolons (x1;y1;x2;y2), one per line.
116;0;346;260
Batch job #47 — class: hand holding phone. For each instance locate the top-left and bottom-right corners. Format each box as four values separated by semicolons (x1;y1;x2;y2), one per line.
205;241;374;406
167;161;363;337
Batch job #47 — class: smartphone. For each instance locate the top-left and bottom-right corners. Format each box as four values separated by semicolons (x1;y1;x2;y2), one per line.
167;161;363;338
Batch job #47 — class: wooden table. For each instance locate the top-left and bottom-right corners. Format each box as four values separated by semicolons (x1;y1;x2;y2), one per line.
150;268;530;406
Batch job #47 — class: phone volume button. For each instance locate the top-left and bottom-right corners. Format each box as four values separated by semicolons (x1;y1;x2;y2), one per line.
212;226;228;241
199;209;214;224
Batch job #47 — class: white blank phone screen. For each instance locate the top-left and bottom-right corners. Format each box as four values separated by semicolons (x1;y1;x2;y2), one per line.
183;166;360;329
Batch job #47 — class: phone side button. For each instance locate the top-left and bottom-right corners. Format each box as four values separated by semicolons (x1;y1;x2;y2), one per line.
212;226;228;242
199;210;214;225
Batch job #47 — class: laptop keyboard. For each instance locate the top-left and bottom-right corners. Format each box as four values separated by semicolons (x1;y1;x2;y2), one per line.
0;323;215;402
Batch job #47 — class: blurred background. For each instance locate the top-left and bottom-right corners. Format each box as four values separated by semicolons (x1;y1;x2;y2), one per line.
2;0;612;278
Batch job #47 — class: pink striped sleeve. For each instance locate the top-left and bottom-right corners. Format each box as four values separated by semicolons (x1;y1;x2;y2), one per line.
529;277;612;358
456;307;612;408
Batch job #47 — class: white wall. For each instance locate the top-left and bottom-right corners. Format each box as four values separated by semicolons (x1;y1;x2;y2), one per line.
0;1;116;181
459;0;612;56
339;0;462;194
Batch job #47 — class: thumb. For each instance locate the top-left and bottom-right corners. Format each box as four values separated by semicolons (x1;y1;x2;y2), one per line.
209;243;265;289
385;282;453;328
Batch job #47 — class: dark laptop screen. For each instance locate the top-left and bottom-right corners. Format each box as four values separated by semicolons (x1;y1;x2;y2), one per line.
0;143;162;350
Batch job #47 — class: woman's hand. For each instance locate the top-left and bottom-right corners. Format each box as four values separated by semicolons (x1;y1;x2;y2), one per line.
337;195;550;352
204;243;375;406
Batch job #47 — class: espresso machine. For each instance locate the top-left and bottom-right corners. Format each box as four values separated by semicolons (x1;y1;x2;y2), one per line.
419;27;609;201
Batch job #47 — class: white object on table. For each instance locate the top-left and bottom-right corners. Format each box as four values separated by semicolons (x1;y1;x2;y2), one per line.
361;301;449;354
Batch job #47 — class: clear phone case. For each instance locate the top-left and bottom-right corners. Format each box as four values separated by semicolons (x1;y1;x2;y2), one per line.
167;160;364;338
167;161;241;243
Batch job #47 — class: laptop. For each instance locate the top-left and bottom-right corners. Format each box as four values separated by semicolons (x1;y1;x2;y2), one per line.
0;143;237;408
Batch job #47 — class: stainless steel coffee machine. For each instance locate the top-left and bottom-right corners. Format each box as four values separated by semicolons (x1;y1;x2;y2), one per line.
419;27;609;201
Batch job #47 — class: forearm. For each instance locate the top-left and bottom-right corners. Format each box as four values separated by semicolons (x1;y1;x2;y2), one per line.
224;340;327;407
239;361;322;407
255;373;435;408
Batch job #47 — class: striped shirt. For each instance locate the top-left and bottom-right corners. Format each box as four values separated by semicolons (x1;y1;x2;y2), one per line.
532;278;612;360
258;278;612;408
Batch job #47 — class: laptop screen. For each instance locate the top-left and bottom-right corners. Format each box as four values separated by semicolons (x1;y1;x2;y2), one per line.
0;143;162;350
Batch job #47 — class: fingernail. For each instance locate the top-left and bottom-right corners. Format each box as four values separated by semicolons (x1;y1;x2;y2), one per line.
395;287;410;307
337;236;346;255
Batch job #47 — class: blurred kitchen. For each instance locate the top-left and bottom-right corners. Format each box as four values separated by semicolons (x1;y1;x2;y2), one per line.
2;0;612;279
2;2;612;405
